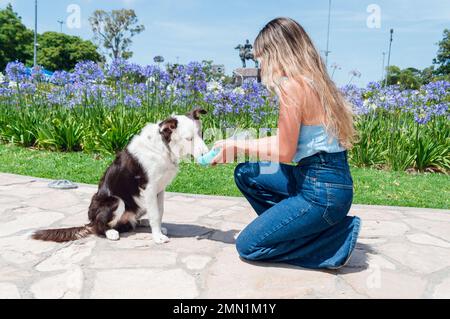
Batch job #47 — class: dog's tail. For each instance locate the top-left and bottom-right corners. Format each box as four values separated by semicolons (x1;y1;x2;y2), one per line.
32;224;94;243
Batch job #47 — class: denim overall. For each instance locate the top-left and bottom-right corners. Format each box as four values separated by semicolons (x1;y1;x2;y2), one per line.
234;126;361;269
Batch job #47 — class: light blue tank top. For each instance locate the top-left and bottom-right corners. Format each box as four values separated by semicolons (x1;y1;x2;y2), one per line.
276;76;345;162
293;125;346;163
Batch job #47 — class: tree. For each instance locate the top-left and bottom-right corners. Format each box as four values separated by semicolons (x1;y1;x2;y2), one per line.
420;66;435;84
433;29;449;76
29;32;102;71
0;4;33;70
385;66;422;89
89;9;145;60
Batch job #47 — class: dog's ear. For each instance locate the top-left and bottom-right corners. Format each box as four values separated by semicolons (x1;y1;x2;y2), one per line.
187;108;207;120
159;117;178;143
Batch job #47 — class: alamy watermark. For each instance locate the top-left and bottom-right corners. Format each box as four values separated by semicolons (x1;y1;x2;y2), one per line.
367;4;382;29
66;4;81;29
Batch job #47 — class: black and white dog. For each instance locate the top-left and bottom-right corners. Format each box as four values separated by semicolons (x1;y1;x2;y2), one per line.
32;109;209;244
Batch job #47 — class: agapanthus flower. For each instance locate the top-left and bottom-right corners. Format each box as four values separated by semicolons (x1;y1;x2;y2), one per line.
50;71;72;86
124;94;142;108
107;58;129;79
19;82;36;94
73;61;104;83
31;66;45;82
5;61;29;83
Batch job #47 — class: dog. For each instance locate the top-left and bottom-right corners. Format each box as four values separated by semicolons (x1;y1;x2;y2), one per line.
32;108;209;244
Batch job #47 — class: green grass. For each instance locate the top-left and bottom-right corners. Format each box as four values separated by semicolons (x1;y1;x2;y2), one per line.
0;143;448;209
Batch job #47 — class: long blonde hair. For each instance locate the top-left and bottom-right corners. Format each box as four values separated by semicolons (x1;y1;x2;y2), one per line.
254;17;355;149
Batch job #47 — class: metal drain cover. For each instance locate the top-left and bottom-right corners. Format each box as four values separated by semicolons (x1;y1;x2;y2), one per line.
48;180;78;190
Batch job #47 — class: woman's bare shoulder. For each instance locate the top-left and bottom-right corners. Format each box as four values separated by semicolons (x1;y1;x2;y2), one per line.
279;76;324;124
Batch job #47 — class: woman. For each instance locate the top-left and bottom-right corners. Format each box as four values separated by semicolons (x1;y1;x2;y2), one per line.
212;17;361;269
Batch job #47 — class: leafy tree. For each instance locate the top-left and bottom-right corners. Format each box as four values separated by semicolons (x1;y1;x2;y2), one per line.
29;32;102;71
385;66;423;89
201;60;230;82
420;66;436;84
0;4;33;70
433;29;449;76
89;9;145;60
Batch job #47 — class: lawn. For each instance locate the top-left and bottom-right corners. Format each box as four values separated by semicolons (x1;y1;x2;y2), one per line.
0;143;448;209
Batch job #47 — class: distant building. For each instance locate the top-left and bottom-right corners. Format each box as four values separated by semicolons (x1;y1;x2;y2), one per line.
212;64;225;76
233;68;261;86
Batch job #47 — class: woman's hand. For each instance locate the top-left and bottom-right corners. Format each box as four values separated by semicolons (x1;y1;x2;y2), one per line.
211;139;238;165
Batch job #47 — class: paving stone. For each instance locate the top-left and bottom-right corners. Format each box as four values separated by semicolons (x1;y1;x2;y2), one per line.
30;267;83;299
182;255;212;270
58;211;88;226
406;233;450;248
360;220;410;238
0;174;34;186
163;222;215;238
408;212;450;222
26;191;80;210
0;204;34;221
1;173;449;299
0;234;58;264
0;266;32;282
378;243;450;274
57;204;88;216
341;269;427;299
197;198;242;209
91;269;198;299
163;201;214;223
203;247;337;299
350;208;405;221
357;238;388;245
90;250;177;269
167;195;197;202
0;283;21;299
107;232;155;249
0;184;53;199
36;241;96;272
404;218;450;242
164;237;223;254
208;205;250;217
0;211;64;237
433;277;450;298
0;196;21;204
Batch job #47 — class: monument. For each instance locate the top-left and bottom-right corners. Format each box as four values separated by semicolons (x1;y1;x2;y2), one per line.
233;39;261;86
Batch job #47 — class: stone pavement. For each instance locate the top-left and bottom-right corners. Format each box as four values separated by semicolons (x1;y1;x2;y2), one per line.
0;172;449;299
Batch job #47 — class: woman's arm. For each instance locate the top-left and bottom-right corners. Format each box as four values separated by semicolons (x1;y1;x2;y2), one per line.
212;79;304;164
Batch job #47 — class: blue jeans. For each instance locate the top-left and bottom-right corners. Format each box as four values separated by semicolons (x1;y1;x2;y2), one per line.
234;151;361;269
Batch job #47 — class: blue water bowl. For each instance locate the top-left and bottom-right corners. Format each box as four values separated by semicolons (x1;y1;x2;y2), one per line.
197;148;221;166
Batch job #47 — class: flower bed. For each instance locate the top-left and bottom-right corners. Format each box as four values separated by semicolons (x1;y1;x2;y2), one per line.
0;60;448;172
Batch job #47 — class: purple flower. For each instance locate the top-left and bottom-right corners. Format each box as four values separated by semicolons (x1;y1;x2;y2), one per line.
5;61;29;83
19;82;36;94
124;94;142;107
73;61;104;83
50;71;72;86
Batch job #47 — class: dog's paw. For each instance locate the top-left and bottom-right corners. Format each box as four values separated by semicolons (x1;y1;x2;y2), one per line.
105;229;120;241
161;227;168;235
153;234;170;244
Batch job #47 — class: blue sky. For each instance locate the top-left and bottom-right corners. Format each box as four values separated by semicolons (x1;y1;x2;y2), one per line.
1;0;449;87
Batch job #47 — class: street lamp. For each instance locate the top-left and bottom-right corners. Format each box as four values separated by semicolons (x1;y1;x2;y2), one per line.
33;0;38;67
57;20;64;33
325;0;332;67
381;52;386;81
384;29;394;87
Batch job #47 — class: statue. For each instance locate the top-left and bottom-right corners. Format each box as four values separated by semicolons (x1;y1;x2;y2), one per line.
235;39;259;68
